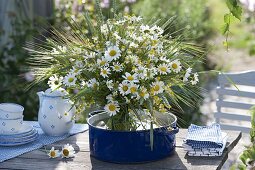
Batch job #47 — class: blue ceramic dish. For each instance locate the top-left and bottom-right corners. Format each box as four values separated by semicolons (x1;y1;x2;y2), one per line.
88;111;179;163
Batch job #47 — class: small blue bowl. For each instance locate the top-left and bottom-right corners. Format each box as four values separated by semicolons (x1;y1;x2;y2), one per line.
88;111;179;163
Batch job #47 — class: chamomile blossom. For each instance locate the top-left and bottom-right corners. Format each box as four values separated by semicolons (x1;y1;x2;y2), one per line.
170;59;182;73
97;57;108;67
119;81;130;96
87;78;99;89
75;61;83;68
190;73;199;85
104;101;120;116
100;67;110;78
138;86;149;100
63;73;77;87
106;94;114;101
183;67;192;82
111;62;123;72
61;144;75;158
122;72;138;83
101;24;112;36
106;80;114;90
151;81;165;95
70;67;81;76
158;63;170;75
129;83;139;96
48;147;60;158
48;75;63;90
140;25;151;34
105;46;121;61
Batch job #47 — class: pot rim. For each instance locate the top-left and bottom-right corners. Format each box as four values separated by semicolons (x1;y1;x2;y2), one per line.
87;110;177;133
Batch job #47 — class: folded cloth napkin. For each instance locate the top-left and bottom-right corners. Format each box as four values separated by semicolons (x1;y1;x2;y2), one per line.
185;123;223;148
183;123;228;157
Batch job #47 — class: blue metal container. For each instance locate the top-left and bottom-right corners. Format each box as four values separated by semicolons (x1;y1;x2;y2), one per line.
88;111;179;163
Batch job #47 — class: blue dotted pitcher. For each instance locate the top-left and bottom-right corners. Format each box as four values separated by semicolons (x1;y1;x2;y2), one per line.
37;89;75;136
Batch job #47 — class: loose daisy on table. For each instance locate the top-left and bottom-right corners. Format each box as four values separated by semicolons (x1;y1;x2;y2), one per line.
104;101;120;116
63;73;77;87
48;147;60;158
170;59;182;73
105;45;121;61
48;75;63;90
62;144;75;158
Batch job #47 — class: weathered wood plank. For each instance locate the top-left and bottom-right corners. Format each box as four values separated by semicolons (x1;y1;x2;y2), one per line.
218;71;255;86
0;129;242;170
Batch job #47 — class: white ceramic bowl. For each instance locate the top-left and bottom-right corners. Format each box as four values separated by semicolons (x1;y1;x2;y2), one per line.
0;103;24;119
0;116;23;134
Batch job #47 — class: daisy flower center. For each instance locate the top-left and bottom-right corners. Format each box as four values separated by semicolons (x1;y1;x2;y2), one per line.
114;65;120;70
160;67;167;72
144;30;150;34
122;85;128;91
102;70;107;74
54;80;59;85
154;85;160;91
63;149;69;157
108;104;116;111
100;61;106;66
140;91;145;97
127;76;134;81
172;63;177;69
50;151;56;157
130;87;137;93
109;50;117;57
68;77;74;83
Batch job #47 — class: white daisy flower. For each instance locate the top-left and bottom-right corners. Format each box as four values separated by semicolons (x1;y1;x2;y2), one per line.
105;46;121;61
106;80;114;90
61;144;75;158
104;101;120;116
97;57;108;67
87;78;99;89
48;75;63;90
137;86;149;100
106;94;114;101
191;73;199;85
119;81;130;96
113;31;122;41
48;147;60;158
170;59;182;73
101;24;112;36
70;67;81;76
100;67;110;78
158;63;170;75
75;61;83;68
63;73;77;87
122;72;138;83
111;62;123;72
140;25;151;34
151;81;165;95
183;67;192;82
151;25;164;35
129;83;139;95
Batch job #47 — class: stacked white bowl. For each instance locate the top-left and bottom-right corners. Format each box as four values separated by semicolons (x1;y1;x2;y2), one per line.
0;103;24;134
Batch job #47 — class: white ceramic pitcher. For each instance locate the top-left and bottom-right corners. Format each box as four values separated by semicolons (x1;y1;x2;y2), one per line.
37;89;75;136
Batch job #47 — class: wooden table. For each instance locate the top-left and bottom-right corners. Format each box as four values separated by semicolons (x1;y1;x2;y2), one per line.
0;128;241;170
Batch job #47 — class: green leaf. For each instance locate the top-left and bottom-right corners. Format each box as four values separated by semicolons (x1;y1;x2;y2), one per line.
231;6;242;21
224;14;231;23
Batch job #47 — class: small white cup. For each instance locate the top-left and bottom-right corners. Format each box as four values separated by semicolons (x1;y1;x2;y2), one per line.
0;103;24;119
0;116;23;134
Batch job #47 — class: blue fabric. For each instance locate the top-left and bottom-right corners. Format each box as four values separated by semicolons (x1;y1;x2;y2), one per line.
0;121;88;162
185;123;223;148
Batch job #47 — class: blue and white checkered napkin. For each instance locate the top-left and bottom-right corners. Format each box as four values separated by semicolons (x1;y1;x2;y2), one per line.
0;121;88;162
185;123;223;148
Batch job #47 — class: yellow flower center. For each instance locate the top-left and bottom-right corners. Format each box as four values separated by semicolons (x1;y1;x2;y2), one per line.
140;91;145;97
50;151;56;158
63;149;69;157
93;83;97;88
144;29;150;34
108;104;116;111
127;75;134;81
172;63;178;69
122;85;128;92
68;77;74;83
54;81;59;85
102;70;107;74
109;50;117;57
154;85;160;91
114;65;120;70
160;67;167;72
130;86;137;93
100;60;106;66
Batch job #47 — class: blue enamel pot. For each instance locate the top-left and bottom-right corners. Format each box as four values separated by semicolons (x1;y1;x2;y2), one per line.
88;111;179;163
